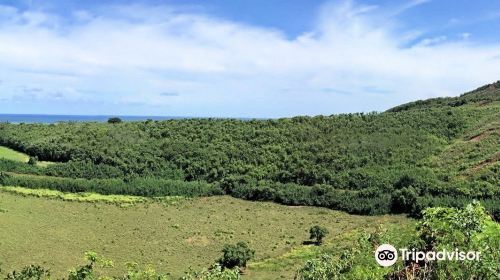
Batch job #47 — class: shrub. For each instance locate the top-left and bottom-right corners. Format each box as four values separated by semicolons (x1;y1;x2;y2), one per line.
27;156;38;166
5;265;50;280
309;225;329;245
218;242;255;269
118;262;169;280
182;264;240;280
296;251;355;280
390;187;418;213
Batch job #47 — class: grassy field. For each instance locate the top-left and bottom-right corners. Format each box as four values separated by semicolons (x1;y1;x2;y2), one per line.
0;146;54;167
0;146;29;162
0;188;413;279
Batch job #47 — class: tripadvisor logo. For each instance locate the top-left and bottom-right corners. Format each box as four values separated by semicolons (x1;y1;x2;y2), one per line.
375;244;481;267
375;244;398;267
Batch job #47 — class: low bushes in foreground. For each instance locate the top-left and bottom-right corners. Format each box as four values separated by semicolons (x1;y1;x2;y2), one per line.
295;202;500;280
1;247;246;280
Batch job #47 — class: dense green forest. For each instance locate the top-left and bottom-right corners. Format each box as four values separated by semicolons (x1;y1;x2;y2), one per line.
0;82;498;217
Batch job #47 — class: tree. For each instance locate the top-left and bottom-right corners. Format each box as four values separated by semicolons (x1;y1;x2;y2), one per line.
309;225;329;245
107;117;122;124
218;241;255;269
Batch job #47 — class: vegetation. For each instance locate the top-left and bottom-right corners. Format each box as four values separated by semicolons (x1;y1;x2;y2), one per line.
0;82;498;217
308;226;329;245
0;146;29;163
27;156;38;166
108;117;123;124
0;83;498;279
0;173;221;198
0;189;409;279
295;202;499;280
217;242;255;269
5;265;50;280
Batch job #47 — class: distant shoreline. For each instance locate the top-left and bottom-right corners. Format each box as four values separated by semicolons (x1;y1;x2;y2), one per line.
0;114;262;124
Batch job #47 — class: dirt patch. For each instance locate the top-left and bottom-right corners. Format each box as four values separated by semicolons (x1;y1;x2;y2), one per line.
467;152;500;173
468;127;498;142
477;100;492;106
185;235;211;246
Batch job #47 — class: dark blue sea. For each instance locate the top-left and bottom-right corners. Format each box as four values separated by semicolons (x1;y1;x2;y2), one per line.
0;114;188;124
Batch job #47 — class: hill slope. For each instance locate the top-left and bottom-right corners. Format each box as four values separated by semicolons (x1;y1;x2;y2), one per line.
387;81;500;112
0;82;498;217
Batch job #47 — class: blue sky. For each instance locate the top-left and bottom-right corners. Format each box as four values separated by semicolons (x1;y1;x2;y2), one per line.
0;0;499;117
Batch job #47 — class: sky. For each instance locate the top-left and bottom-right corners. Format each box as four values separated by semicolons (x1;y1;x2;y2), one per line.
0;0;499;118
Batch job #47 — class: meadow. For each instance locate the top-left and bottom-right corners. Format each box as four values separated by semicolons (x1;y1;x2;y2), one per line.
0;146;54;167
0;146;28;162
0;188;412;279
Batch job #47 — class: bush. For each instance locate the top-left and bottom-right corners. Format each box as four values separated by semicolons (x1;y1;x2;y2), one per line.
27;156;38;166
309;225;329;245
296;251;355;280
5;265;50;280
390;187;418;213
218;242;255;269
182;264;240;280
389;202;500;279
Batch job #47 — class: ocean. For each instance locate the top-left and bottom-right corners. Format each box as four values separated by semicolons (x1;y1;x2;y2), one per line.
0;114;188;124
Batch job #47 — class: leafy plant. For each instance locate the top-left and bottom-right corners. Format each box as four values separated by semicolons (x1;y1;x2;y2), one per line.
182;264;240;280
217;242;255;269
309;226;329;245
5;265;50;280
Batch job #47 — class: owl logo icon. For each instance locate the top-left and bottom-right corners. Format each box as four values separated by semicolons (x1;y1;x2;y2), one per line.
375;244;398;266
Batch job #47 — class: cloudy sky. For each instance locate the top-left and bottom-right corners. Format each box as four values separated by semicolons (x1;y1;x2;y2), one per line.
0;0;499;117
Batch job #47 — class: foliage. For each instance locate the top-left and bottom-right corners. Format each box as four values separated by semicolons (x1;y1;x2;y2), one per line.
67;251;113;280
295;202;499;280
117;262;169;280
1;174;221;198
295;251;356;280
181;264;240;280
390;187;418;214
388;202;500;280
27;157;38;166
5;265;50;280
217;242;255;269
0;83;498;216
309;226;329;245
108;117;122;124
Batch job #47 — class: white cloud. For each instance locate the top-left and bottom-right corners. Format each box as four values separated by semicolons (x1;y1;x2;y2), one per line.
0;0;499;117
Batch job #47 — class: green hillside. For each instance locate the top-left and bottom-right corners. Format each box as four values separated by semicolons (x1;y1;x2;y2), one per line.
387;81;500;112
0;82;498;217
0;83;498;280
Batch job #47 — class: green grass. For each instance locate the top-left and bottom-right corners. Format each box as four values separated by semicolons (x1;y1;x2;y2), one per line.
0;189;413;279
0;146;29;162
0;186;151;207
0;146;54;167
